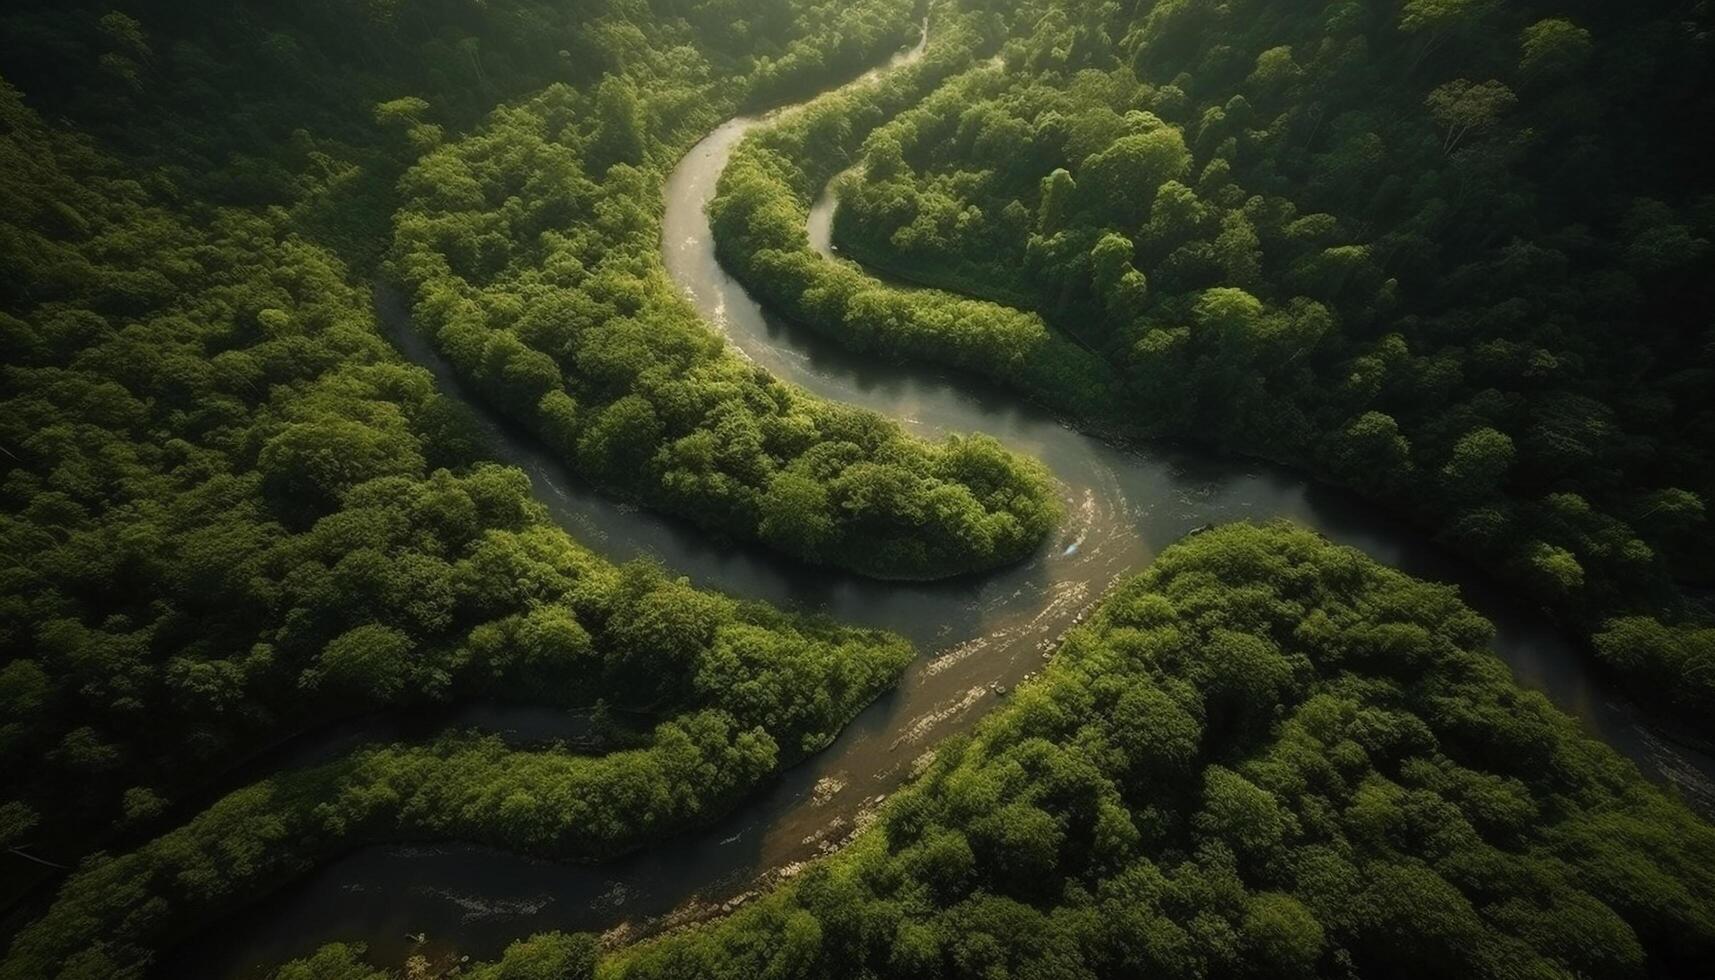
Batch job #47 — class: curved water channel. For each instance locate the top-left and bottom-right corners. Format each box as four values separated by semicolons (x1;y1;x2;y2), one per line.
175;27;1715;979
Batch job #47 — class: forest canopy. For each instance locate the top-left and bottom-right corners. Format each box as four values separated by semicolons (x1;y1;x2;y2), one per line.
715;0;1715;726
0;0;979;970
2;0;1712;978
309;523;1715;980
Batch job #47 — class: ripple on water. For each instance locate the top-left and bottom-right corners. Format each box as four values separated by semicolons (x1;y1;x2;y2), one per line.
422;888;553;922
809;775;849;806
890;686;990;751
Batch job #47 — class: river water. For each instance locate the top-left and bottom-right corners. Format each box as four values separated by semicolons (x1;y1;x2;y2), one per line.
172;28;1715;980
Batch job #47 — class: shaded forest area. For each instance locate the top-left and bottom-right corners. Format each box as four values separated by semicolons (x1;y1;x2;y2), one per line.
3;1;1064;590
0;0;936;263
0;1;1008;974
715;0;1715;725
305;524;1715;979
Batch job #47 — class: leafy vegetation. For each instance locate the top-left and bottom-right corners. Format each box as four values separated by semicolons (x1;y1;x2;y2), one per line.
0;0;1060;585
0;0;1071;962
710;7;1121;419
2;702;889;980
5;0;1713;978
384;0;1059;580
0;0;1059;906
0;0;953;266
718;0;1715;723
283;523;1715;979
0;33;918;967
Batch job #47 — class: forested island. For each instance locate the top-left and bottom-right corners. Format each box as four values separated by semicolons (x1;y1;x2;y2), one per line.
1;1;1711;979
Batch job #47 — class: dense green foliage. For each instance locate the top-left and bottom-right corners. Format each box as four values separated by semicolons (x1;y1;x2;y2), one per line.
0;0;1047;967
275;523;1715;979
710;8;1121;419
0;34;917;970
385;0;1059;580
0;0;1060;583
0;0;944;265
586;522;1714;979
0;68;516;869
0;0;1059;906
3;694;915;980
6;1;1713;978
717;0;1715;722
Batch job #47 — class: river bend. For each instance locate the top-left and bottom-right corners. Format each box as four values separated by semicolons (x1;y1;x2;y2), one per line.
176;27;1715;979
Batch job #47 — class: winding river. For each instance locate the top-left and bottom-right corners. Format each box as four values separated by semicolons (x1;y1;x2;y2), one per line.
174;27;1715;979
